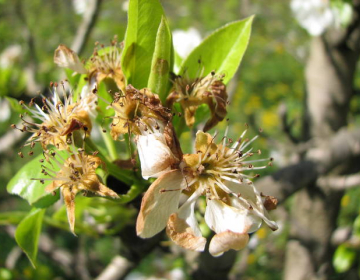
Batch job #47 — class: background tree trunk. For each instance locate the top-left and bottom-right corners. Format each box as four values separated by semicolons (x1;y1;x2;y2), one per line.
283;3;360;279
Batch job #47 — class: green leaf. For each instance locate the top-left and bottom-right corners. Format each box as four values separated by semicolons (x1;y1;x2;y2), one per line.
179;16;254;84
7;152;64;208
174;50;183;74
333;244;356;273
5;96;26;114
121;0;165;89
15;208;46;268
147;16;173;102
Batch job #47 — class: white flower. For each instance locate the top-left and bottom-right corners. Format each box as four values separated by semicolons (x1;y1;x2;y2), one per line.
173;28;202;59
72;0;90;15
0;98;11;122
291;0;336;36
0;45;22;68
136;130;278;256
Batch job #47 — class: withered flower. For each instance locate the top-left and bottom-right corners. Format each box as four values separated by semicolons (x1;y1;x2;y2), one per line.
53;45;87;74
18;81;94;150
54;37;125;92
167;71;228;131
136;130;277;256
110;85;182;178
39;146;118;233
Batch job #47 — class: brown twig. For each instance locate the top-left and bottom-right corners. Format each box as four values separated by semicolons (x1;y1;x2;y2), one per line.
317;173;360;190
256;127;360;202
95;255;134;280
71;0;103;55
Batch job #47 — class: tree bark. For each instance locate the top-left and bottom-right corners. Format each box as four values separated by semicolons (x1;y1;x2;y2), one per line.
282;2;360;279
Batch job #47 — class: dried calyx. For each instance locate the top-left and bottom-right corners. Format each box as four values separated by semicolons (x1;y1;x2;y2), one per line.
167;71;228;131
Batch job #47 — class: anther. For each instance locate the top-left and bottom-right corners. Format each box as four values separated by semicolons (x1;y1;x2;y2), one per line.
18;152;24;158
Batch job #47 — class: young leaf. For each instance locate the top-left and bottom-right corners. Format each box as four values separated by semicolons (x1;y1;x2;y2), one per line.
15;208;46;268
121;0;165;89
147;16;173;102
7;152;64;208
179;16;254;84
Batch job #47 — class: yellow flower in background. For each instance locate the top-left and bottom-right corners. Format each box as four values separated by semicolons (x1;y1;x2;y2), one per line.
341;194;350;207
244;95;261;115
261;110;279;131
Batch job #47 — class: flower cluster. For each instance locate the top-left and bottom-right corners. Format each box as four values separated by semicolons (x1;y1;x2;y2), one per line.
13;35;278;255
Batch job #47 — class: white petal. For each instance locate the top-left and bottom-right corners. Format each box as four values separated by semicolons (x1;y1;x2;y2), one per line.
166;213;206;252
205;199;261;234
54;45;87;74
230;197;262;233
224;181;278;231
177;189;202;237
223;180;258;205
136;170;184;238
137;133;176;179
78;84;98;118
209;231;249;257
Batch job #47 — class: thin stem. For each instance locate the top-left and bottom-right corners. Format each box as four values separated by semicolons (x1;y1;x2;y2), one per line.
101;129;118;161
